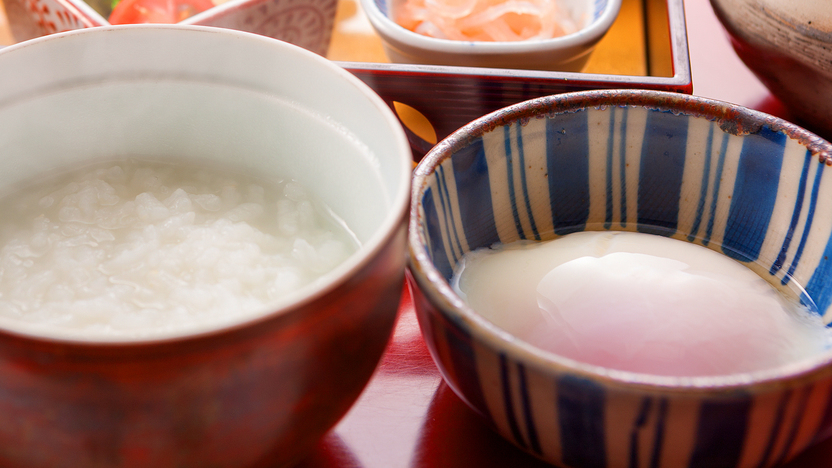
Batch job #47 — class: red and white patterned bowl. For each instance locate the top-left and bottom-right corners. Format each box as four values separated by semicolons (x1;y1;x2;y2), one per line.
2;0;337;55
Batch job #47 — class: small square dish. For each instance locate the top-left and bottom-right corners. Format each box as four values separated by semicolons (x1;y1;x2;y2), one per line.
360;0;622;71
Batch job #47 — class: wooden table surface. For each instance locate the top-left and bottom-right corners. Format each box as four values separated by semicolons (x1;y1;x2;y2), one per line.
0;0;827;467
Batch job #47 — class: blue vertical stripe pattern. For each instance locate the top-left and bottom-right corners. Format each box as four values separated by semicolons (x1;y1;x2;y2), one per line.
504;126;526;240
626;396;668;468
784;159;824;287
496;358;542;454
687;124;715;242
811;384;832;446
514;124;541;240
605;108;616;229
755;390;793;468
629;398;653;468
435;164;465;263
499;353;528;450
517;363;542;455
703;132;730;246
545;109;590;234
558;375;607;468
771;387;813;466
637;110;688;236
421;187;454;279
721;127;786;262
650;398;668;468
771;152;812;275
619;106;629;227
442;317;493;424
688;397;752;468
805;230;832;315
450;136;501;258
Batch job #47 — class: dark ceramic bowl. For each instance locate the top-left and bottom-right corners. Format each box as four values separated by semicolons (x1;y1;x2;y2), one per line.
709;0;832;141
408;89;832;467
0;25;411;467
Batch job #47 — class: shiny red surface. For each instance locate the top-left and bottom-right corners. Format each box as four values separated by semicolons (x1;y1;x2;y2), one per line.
298;2;832;467
0;223;406;468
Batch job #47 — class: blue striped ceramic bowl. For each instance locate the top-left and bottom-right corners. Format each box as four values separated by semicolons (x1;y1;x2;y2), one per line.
360;0;621;71
408;89;832;468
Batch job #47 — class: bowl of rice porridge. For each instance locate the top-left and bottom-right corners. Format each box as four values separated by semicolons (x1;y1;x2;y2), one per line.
0;25;411;467
408;89;832;467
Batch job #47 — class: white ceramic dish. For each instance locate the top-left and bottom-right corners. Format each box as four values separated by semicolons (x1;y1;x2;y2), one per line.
360;0;622;71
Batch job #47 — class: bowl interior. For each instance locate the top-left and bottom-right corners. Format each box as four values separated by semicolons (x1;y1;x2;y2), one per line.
0;25;411;340
412;93;832;335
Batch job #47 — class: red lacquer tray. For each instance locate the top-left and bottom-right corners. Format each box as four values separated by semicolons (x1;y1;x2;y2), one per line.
335;0;692;158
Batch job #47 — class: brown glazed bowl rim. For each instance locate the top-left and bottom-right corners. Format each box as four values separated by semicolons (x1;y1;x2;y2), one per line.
408;88;832;394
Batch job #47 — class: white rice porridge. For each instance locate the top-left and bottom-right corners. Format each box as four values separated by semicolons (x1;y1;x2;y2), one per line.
0;160;357;339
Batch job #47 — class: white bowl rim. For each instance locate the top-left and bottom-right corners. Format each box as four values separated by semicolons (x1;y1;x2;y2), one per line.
409;88;832;393
0;24;413;346
361;0;623;55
